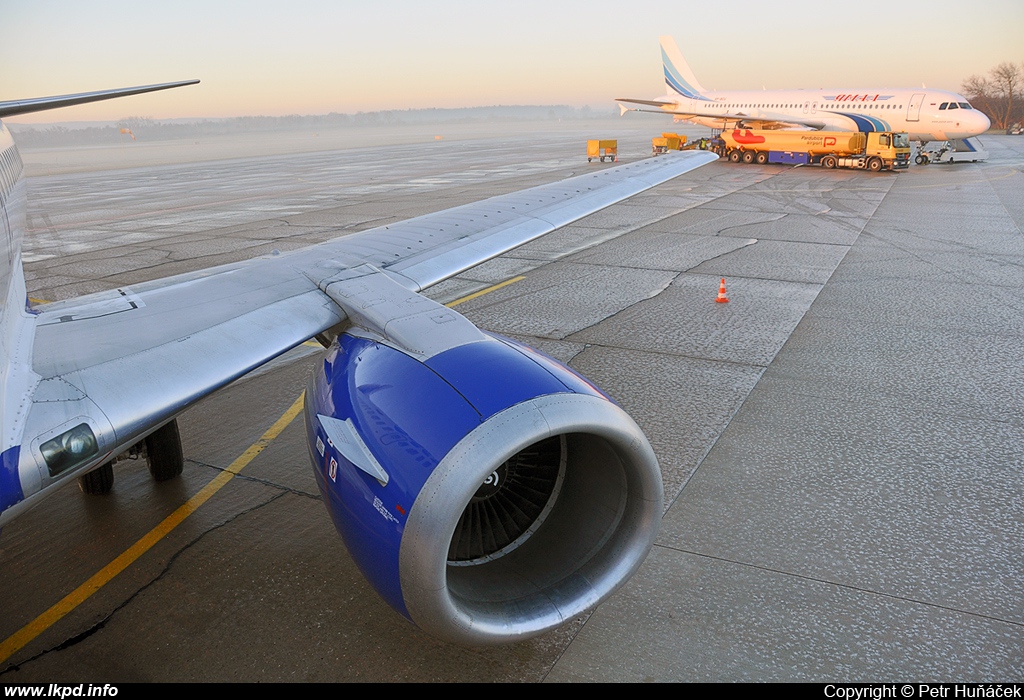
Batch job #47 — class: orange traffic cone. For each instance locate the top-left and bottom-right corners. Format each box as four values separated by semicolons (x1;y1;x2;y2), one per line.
715;278;729;303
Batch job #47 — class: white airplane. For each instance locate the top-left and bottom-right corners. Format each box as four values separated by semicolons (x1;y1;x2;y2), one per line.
0;82;717;646
618;36;991;144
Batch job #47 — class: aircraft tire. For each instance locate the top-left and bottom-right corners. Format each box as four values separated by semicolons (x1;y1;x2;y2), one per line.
755;151;768;165
79;462;114;495
146;419;184;482
741;150;755;164
915;155;926;165
868;157;883;173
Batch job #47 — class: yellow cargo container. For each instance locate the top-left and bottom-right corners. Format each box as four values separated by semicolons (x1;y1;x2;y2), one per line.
652;133;687;155
587;140;617;162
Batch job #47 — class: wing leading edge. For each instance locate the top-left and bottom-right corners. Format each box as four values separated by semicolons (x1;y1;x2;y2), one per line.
9;151;717;522
617;98;828;131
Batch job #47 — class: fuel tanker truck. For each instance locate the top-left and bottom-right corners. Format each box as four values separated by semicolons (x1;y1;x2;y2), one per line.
718;129;911;171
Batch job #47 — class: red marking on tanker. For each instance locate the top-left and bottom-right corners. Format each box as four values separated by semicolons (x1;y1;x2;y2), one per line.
731;129;766;144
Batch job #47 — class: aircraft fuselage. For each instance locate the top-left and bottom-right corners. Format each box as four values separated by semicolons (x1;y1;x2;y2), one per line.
661;88;989;142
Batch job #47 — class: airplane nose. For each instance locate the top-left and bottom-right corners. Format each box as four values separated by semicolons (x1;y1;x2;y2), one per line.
978;110;991;133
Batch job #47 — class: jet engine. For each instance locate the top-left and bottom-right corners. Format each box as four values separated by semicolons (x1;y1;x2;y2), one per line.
304;330;663;646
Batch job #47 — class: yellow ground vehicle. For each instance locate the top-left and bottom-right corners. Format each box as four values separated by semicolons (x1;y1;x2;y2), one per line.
718;129;911;171
652;133;687;155
587;140;617;162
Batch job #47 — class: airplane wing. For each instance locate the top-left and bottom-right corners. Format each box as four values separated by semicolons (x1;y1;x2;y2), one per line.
616;98;679;109
617;98;827;130
26;151;718;477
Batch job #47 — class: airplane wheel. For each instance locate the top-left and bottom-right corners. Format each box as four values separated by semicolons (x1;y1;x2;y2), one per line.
741;150;755;164
868;157;883;173
728;150;741;163
146;420;184;482
915;155;926;165
79;462;114;495
755;151;768;165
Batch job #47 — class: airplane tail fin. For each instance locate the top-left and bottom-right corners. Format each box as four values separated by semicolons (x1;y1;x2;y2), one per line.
659;36;708;100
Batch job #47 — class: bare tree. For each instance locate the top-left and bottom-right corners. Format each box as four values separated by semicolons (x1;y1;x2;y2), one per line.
961;74;997;124
989;62;1022;128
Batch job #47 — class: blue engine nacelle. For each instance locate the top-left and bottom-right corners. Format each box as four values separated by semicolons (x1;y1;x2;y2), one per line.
305;331;662;646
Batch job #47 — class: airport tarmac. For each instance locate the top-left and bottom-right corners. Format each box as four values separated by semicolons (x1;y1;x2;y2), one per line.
1;126;1022;681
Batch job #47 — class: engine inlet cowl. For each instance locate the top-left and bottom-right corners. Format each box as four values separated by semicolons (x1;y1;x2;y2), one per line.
399;393;662;646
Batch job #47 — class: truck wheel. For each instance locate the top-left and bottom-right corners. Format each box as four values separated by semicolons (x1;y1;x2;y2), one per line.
728;150;741;163
146;420;184;482
868;158;883;172
741;150;755;164
79;462;114;495
755;151;768;165
821;156;836;169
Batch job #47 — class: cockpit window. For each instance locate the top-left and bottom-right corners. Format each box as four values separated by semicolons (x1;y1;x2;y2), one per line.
939;102;948;110
948;102;959;110
959;103;971;109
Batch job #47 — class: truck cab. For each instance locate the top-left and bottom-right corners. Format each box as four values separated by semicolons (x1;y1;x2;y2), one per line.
866;132;911;169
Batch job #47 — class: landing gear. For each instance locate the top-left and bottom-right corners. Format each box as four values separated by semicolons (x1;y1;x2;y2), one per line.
915;141;930;165
146;420;184;482
78;419;184;496
79;462;114;495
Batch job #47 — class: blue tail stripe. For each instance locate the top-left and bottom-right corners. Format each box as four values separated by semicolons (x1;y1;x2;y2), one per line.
661;49;701;99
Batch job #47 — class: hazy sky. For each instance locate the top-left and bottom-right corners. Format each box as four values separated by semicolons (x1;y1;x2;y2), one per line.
2;0;1022;122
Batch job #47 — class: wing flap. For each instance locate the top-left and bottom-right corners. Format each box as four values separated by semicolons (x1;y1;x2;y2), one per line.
33;254;333;376
52;289;341;441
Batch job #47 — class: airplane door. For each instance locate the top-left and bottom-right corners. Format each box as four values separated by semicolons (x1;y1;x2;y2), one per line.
907;93;925;122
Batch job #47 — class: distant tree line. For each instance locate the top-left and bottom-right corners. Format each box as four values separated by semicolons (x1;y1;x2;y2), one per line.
961;62;1024;129
9;105;613;148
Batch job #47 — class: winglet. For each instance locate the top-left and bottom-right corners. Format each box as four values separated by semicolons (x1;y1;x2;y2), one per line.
0;80;199;119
